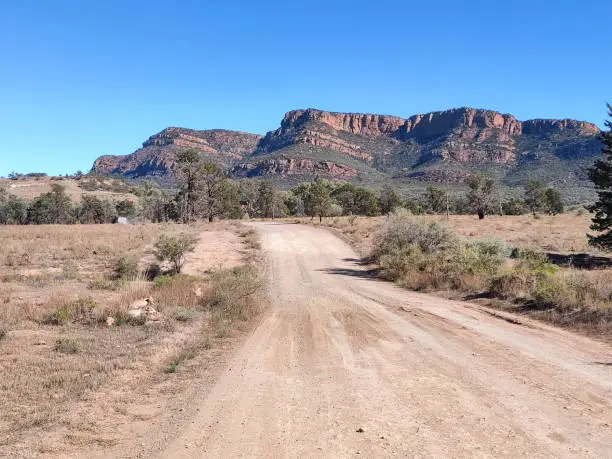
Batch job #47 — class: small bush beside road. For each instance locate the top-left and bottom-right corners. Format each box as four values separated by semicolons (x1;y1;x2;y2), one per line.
369;210;612;336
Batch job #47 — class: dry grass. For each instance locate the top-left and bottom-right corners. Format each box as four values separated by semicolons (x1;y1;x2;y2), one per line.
0;221;265;455
0;177;137;202
306;213;601;256
309;213;612;340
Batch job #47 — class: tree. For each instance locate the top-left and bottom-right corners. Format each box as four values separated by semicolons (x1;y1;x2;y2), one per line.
502;198;526;216
200;163;227;222
271;190;288;219
219;180;243;219
0;189;27;224
544;188;564;215
115;199;137;218
153;233;197;274
524;180;546;216
425;186;447;214
466;175;496;219
284;191;305;216
588;103;612;248
139;181;173;222
353;187;380;216
304;177;333;222
173;150;203;223
255;181;275;218
378;184;402;215
78;195;113;223
27;184;74;224
331;183;357;215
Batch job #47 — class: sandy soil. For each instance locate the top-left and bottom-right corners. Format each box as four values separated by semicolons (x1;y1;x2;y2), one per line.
182;229;243;276
142;222;612;458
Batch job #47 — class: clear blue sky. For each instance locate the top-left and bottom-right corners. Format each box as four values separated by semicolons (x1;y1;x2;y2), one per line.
1;0;610;176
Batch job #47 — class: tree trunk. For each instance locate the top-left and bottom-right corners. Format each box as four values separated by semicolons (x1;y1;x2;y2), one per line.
208;215;214;223
477;210;485;220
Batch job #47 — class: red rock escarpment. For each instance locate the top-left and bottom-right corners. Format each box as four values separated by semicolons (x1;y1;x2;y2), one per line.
231;156;358;178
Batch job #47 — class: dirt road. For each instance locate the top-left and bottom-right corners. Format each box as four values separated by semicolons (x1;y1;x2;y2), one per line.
161;223;612;458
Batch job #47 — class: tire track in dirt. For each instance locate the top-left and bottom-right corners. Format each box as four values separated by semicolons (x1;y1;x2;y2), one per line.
149;222;612;458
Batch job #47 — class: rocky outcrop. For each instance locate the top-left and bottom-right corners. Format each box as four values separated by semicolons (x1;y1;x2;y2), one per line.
91;107;601;191
521;119;600;137
273;107;599;142
231;155;358;179
257;107;599;166
278;109;406;137
399;108;523;141
92;128;262;179
92;155;123;174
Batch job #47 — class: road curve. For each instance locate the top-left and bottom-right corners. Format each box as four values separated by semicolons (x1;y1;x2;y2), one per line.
161;222;612;458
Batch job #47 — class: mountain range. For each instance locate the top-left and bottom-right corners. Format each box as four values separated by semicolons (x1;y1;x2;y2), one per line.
91;107;603;203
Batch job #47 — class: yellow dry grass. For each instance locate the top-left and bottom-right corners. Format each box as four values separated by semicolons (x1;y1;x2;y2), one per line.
0;221;263;456
314;213;603;256
310;213;612;340
0;177;137;202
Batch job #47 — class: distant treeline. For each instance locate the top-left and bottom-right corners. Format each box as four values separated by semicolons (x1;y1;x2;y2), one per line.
0;184;136;224
0;152;566;225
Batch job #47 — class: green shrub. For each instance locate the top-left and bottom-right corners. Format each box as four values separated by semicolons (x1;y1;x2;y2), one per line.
378;245;422;281
371;209;457;261
154;274;182;288
153;234;197;274
373;211;509;290
203;266;262;321
455;238;509;276
54;338;80;354
533;275;571;308
164;363;178;374
115;256;139;280
515;248;549;269
43;297;97;325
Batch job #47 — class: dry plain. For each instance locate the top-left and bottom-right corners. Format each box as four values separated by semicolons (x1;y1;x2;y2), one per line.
0;216;610;457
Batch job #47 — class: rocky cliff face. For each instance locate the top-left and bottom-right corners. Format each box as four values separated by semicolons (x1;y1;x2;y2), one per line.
231;155;358;179
521;119;600;136
255;107;599;165
92;128;262;179
91;107;601;192
272;107;598;141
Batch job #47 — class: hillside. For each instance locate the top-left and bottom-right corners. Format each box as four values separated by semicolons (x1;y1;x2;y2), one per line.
91;107;603;202
0;175;139;202
93;128;263;184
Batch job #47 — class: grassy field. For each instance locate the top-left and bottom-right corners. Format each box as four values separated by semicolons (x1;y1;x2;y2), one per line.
0;222;263;455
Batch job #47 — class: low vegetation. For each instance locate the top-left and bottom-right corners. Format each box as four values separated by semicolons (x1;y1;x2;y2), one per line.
370;210;508;291
315;211;612;339
153;233;198;274
0;221;264;455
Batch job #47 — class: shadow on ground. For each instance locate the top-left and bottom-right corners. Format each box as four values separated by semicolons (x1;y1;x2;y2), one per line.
319;258;379;280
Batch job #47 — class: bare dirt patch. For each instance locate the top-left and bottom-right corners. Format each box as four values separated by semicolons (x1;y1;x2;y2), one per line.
181;222;244;276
